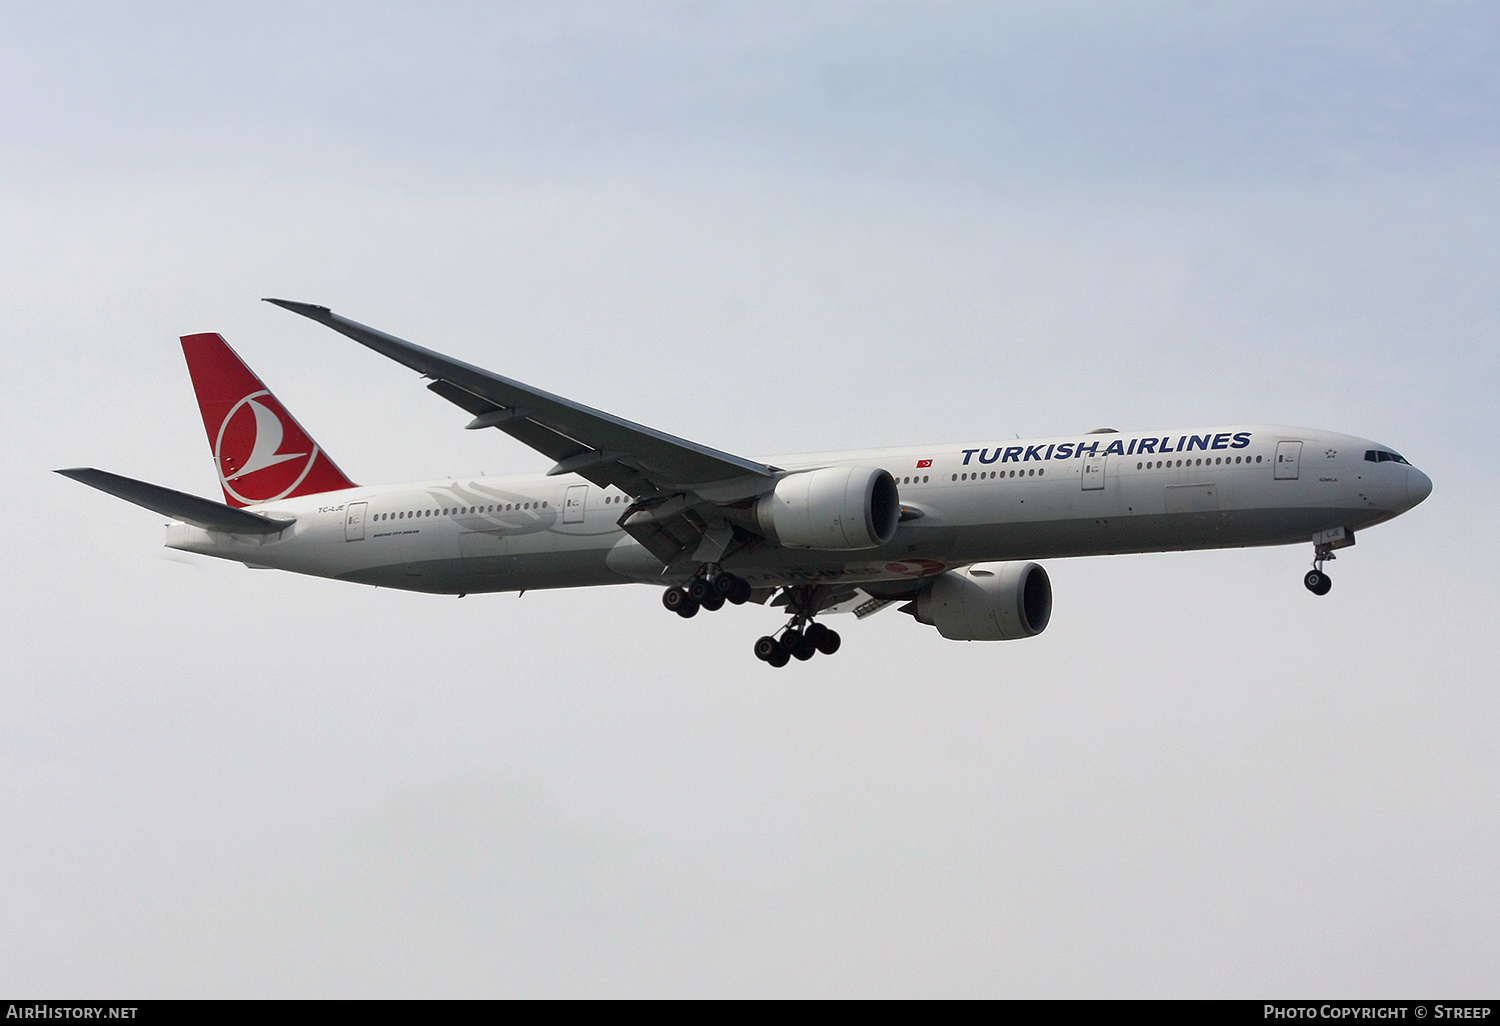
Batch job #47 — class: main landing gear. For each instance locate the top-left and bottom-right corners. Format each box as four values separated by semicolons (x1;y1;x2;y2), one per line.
753;621;841;668
660;568;752;618
662;576;844;666
752;584;841;669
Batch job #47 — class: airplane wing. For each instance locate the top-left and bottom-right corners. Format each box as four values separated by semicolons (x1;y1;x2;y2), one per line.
55;468;294;534
264;299;780;568
264;299;777;498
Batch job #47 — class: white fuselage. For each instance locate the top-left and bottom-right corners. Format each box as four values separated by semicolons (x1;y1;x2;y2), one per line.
165;424;1430;594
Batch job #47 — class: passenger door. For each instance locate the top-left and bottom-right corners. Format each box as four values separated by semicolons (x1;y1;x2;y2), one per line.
1274;441;1302;480
563;484;588;524
344;501;368;541
1081;455;1106;491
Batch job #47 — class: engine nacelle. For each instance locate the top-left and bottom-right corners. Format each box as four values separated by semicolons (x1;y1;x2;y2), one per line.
913;562;1052;641
755;466;900;550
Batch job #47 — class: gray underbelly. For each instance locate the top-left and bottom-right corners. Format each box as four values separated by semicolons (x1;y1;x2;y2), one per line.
338;546;624;594
932;505;1380;562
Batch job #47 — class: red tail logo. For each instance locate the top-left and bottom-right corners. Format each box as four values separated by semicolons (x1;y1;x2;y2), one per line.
181;333;356;507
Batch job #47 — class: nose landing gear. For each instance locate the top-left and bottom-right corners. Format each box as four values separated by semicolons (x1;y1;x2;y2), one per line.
1304;527;1354;596
1303;568;1332;596
1304;541;1336;596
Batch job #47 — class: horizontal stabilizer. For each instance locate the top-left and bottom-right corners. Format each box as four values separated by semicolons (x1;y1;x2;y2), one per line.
55;468;294;534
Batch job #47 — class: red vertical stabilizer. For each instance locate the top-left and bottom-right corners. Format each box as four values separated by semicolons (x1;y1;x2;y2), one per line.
180;332;357;507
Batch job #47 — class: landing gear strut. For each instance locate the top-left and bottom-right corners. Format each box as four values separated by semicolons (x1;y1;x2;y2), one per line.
752;586;842;668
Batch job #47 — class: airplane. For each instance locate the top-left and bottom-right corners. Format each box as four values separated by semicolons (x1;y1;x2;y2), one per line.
58;299;1433;667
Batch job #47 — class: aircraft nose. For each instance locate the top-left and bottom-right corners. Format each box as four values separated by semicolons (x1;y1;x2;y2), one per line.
1406;466;1433;506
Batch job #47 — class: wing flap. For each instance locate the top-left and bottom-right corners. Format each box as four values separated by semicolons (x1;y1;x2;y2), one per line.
56;468;294;534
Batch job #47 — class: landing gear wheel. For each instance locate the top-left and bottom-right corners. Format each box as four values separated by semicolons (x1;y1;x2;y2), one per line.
662;587;690;613
815;628;841;655
675;599;700;618
782;627;816;660
712;574;735;597
754;635;782;662
727;578;752;605
766;648;791;668
803;623;828;646
1304;569;1332;596
688;578;713;603
702;596;725;612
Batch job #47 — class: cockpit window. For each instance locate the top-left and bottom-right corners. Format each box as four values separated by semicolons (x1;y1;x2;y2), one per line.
1364;450;1410;465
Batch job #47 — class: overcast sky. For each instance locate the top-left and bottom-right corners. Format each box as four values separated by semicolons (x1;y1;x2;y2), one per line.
2;1;1497;997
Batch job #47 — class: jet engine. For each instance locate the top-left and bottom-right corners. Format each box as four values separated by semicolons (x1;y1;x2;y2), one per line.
755;466;900;550
912;562;1052;640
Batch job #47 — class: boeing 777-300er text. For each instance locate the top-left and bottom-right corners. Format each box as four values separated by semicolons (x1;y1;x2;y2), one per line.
59;300;1433;667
